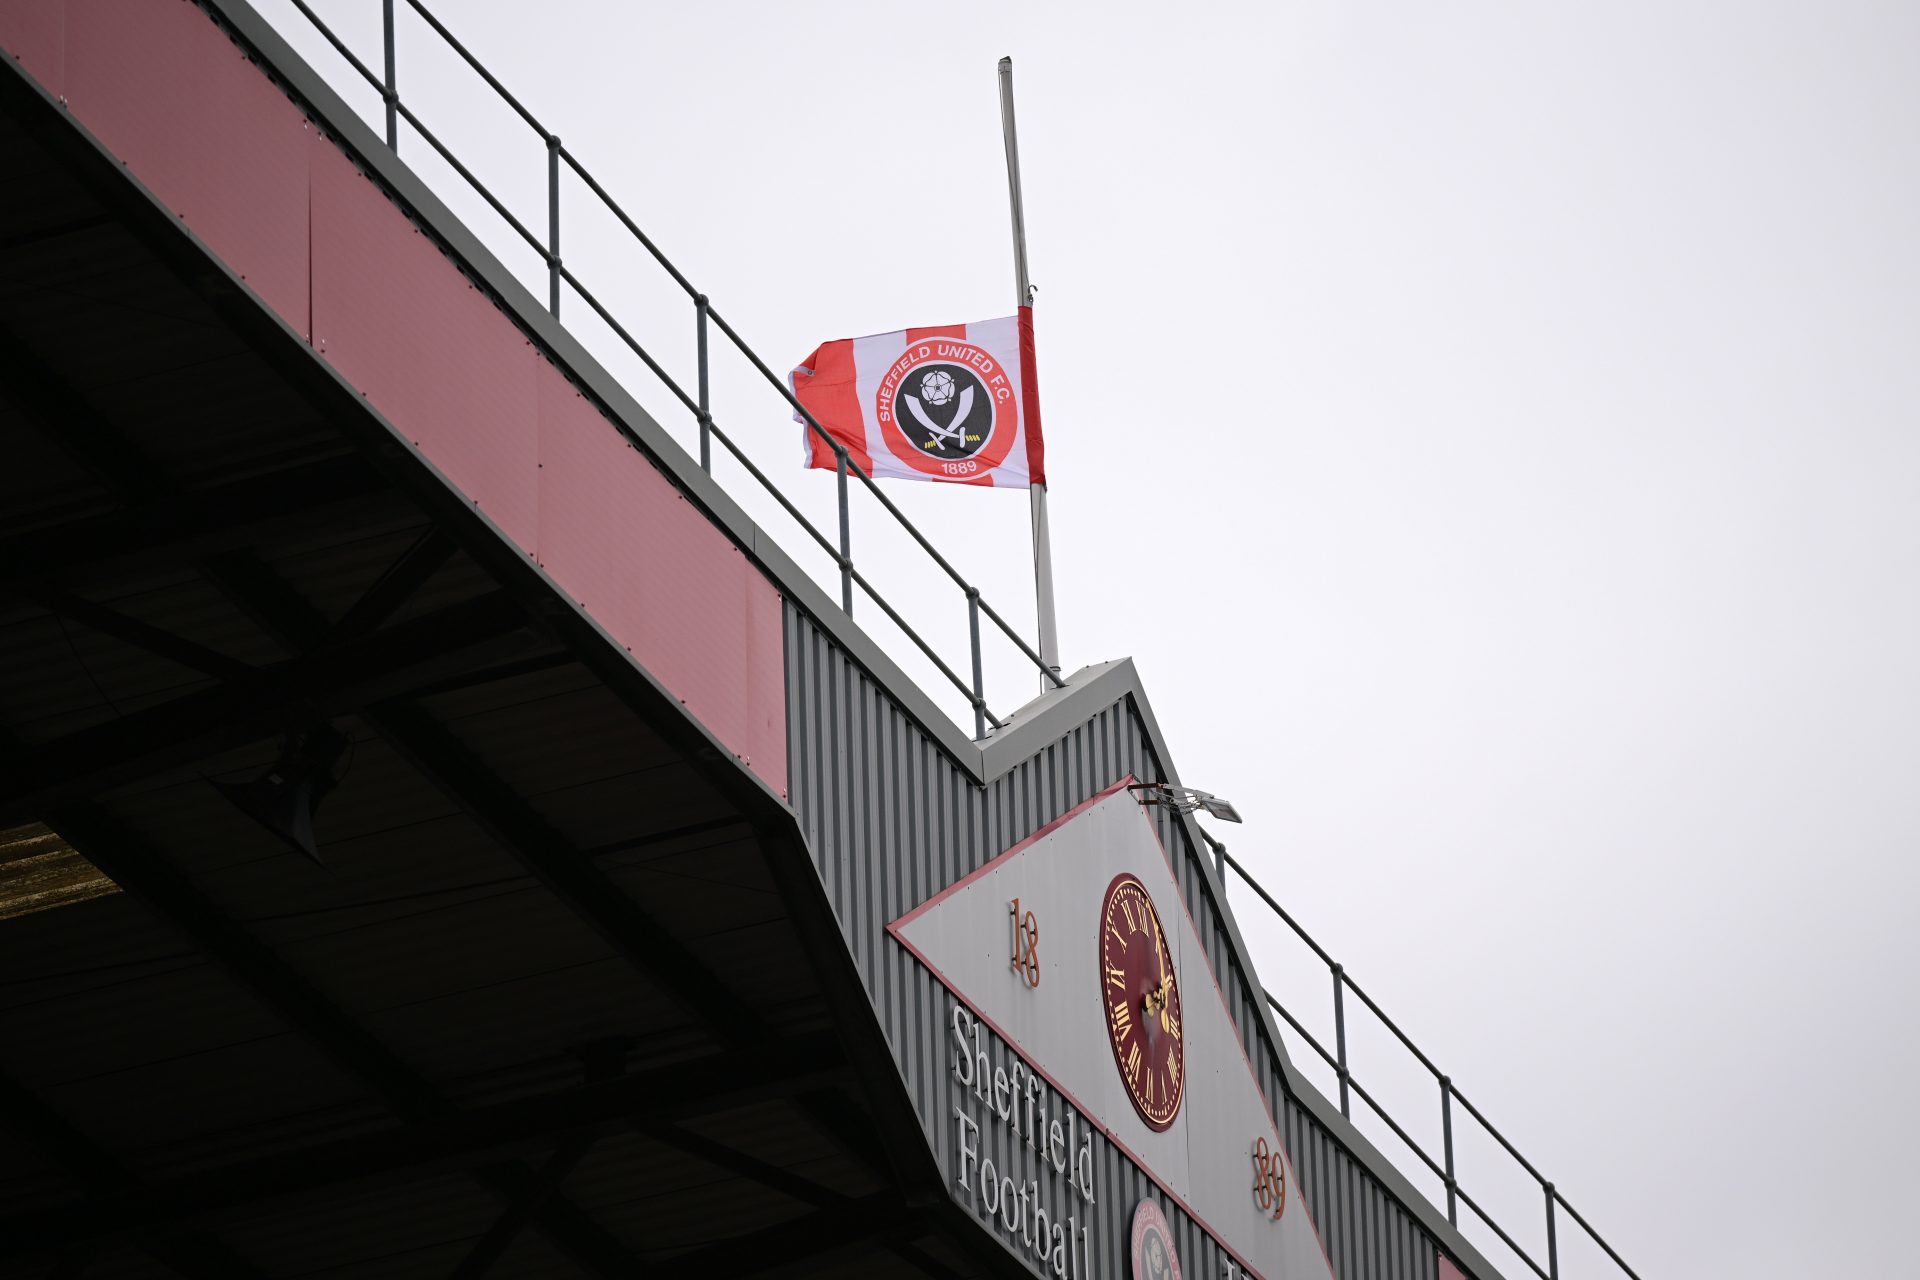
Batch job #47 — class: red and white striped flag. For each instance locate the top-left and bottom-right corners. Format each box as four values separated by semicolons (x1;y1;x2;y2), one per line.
790;309;1045;487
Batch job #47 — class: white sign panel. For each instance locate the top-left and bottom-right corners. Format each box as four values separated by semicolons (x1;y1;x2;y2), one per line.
889;779;1337;1280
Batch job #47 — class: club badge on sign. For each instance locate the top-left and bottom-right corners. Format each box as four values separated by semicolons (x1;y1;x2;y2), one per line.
1131;1198;1184;1280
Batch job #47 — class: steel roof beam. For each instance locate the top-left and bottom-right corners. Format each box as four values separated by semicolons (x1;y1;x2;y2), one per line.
0;323;167;505
196;550;781;1054
15;581;259;683
446;1134;597;1280
369;698;773;1050
0;323;394;588
0;1065;272;1279
638;1122;971;1280
643;1191;916;1279
328;528;457;642
0;589;537;826
41;804;643;1278
48;806;445;1116
0;1033;848;1259
193;557;937;1247
0;453;396;589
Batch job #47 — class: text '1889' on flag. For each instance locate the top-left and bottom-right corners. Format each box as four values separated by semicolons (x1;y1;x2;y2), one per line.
789;308;1045;488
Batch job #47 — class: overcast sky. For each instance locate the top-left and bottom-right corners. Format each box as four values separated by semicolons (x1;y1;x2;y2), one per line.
260;3;1919;1276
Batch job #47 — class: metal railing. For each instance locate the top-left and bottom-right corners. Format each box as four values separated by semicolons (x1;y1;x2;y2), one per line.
1200;834;1644;1280
275;0;1063;741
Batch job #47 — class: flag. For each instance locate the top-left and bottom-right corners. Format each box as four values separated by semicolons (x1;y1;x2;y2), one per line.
790;308;1045;488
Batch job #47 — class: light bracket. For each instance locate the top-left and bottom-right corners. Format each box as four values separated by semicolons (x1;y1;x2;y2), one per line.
1128;782;1243;824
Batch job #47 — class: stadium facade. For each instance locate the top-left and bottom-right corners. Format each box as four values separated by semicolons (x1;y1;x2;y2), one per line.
0;4;1605;1277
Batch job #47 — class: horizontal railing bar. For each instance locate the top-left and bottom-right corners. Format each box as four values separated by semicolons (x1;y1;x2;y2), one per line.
1345;1071;1447;1185
1266;994;1339;1072
391;100;547;259
847;470;976;589
1340;971;1446;1081
285;0;385;93
1454;1182;1553;1280
1449;1085;1551;1188
404;0;548;139
1275;990;1552;1280
1221;848;1336;968
1246;855;1642;1280
848;568;1003;730
1552;1191;1646;1280
558;148;699;300
974;593;1066;686
704;306;867;459
556;265;700;417
703;425;843;566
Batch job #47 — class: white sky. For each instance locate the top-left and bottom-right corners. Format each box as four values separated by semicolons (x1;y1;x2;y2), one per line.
258;3;1920;1276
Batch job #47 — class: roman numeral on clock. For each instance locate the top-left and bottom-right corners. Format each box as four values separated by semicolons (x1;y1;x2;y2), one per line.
1110;1000;1132;1038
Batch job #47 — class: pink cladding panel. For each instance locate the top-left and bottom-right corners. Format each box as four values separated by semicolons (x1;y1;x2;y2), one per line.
9;0;788;797
309;136;539;557
537;358;787;798
62;0;310;336
0;0;64;98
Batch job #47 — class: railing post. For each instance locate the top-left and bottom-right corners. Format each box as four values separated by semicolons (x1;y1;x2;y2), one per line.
695;294;711;473
1545;1183;1559;1280
967;587;985;740
381;0;398;150
546;135;561;316
1331;963;1350;1119
1440;1075;1458;1226
835;449;853;615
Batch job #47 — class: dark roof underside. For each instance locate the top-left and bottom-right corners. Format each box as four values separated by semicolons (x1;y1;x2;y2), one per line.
0;60;987;1280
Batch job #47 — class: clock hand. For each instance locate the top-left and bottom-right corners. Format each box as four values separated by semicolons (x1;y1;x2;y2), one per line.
1155;944;1172;1033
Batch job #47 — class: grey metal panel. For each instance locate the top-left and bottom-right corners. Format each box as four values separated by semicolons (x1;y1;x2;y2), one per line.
786;603;1449;1280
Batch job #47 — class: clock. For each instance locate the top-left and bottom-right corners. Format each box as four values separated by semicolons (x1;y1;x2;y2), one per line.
1099;872;1184;1130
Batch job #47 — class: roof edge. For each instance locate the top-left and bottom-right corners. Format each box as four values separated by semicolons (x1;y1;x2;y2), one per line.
198;0;990;775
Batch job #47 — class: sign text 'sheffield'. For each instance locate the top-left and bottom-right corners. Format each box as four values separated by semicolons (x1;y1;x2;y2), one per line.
950;1001;1096;1278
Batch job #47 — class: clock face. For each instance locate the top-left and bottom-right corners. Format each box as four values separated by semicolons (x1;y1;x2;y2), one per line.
1099;873;1184;1131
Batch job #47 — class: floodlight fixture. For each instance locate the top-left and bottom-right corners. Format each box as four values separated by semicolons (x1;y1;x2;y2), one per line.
1128;782;1243;824
213;725;349;866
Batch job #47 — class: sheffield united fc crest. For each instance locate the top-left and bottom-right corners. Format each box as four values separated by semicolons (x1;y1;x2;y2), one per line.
874;338;1018;480
1130;1199;1183;1280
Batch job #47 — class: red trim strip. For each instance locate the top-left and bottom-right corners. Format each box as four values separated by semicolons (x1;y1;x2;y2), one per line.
1017;305;1046;486
887;774;1137;934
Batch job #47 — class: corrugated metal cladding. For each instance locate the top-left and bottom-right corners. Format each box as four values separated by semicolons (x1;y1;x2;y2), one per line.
785;606;1442;1280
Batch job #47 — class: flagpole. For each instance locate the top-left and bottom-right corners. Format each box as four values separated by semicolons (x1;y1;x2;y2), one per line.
999;55;1062;688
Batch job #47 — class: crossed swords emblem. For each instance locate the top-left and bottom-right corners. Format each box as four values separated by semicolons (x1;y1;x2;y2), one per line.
902;380;976;452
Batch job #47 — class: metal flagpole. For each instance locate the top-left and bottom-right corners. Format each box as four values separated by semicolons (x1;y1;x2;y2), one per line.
998;56;1063;687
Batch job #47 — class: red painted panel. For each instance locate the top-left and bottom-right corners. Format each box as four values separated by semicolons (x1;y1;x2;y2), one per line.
63;0;309;335
1438;1256;1467;1280
536;357;787;797
0;0;64;99
309;137;538;555
28;0;782;793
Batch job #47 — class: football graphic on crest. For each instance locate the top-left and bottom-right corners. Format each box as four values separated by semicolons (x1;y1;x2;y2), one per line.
919;369;957;406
